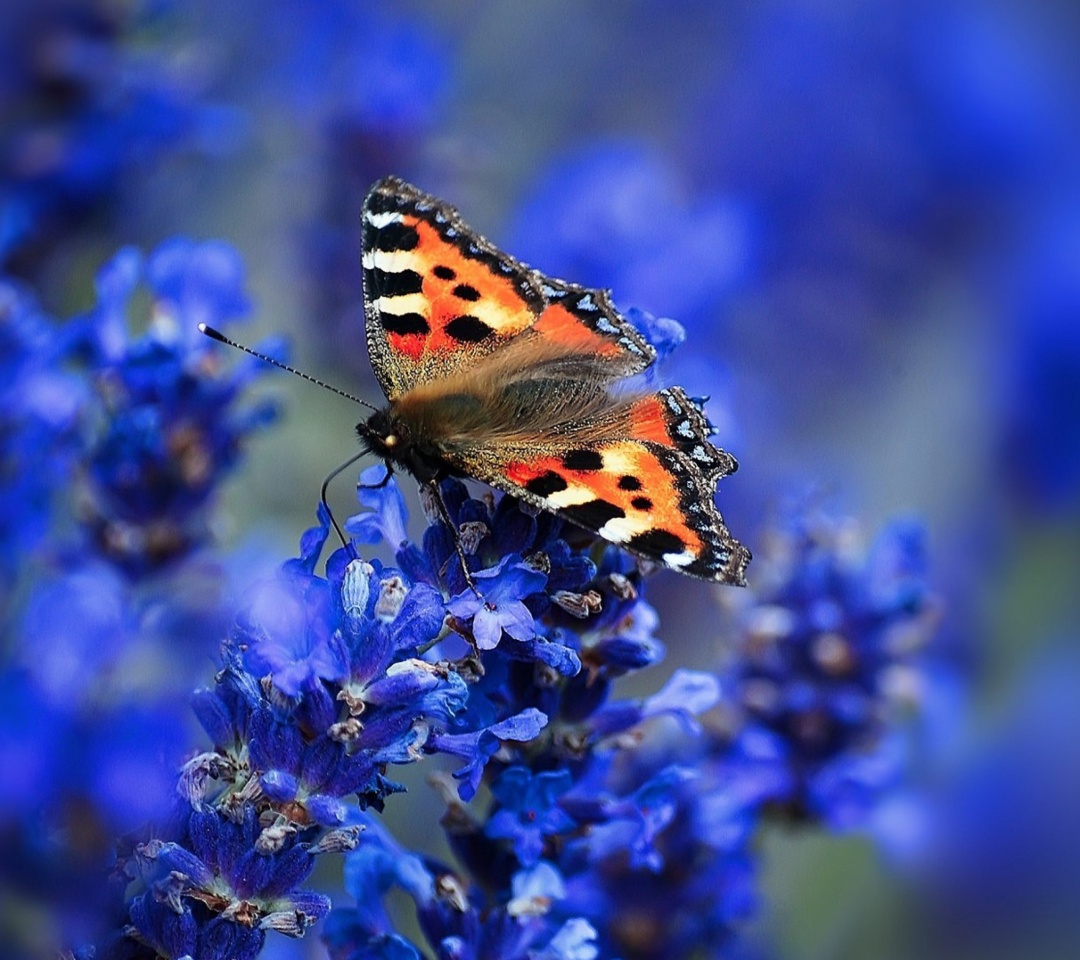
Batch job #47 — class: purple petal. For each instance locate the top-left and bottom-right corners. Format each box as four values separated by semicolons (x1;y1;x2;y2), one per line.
497;600;536;642
472;606;503;650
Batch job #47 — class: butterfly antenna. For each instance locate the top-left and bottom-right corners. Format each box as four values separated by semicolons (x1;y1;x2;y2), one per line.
198;323;379;412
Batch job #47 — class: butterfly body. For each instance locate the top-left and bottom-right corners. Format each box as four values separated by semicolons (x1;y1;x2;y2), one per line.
359;177;750;585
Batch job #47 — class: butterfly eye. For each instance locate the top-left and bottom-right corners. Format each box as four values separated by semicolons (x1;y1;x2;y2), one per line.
384;434;399;448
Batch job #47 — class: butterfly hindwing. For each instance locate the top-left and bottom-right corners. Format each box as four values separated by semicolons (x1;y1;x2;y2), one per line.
441;391;749;584
626;388;736;484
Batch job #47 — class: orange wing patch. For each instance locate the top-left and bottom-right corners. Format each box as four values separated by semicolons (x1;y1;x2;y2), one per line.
627;388;737;484
501;437;748;582
366;216;539;361
362;178;545;398
532;280;655;375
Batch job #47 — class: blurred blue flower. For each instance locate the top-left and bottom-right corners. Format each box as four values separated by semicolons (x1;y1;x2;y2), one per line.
147;236;252;335
0;277;84;600
508;141;756;332
722;502;941;830
71;239;278;572
239;569;350;698
999;197;1080;511
909;646;1080;956
486;767;575;867
559;760;759;960
0;0;236;278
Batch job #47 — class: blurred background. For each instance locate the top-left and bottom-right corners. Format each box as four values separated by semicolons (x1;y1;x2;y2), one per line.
2;1;1079;957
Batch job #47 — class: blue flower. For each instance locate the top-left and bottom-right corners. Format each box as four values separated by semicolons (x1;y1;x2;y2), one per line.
126;805;340;958
0;1;234;276
238;564;349;697
555;750;761;960
190;545;466;821
430;709;549;802
909;648;1080;949
486;767;576;866
624;306;686;362
446;556;548;650
0;279;84;594
723;502;941;828
999;199;1080;511
70;241;279;572
346;465;410;550
329;815;597;960
147;236;252;336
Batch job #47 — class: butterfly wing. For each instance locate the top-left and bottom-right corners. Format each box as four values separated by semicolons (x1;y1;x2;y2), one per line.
362;178;655;400
441;387;750;585
363;177;748;583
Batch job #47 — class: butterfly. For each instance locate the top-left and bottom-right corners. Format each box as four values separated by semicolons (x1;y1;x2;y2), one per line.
356;176;750;586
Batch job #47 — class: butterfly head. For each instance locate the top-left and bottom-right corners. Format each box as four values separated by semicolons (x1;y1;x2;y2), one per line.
357;407;446;484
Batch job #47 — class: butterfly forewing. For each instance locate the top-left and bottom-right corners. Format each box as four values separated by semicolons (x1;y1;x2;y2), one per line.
362;177;545;399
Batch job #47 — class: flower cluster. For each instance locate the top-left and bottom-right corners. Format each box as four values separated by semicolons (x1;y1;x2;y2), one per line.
0;0;231;280
717;502;941;831
96;477;632;956
68;238;278;573
327;474;756;960
0;239;277;956
321;484;947;960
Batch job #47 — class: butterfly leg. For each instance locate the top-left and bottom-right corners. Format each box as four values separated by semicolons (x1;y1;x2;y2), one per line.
425;479;485;601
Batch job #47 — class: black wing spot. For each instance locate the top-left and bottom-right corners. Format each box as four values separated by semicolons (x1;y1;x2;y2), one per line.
628;528;686;558
367;268;424;298
524;471;568;498
618;474;642;491
373;222;419;252
433;265;456;280
562;449;604;471
364;191;399;216
445;315;494;342
562;499;625;530
452;283;481;302
631;496;653;512
380;312;429;336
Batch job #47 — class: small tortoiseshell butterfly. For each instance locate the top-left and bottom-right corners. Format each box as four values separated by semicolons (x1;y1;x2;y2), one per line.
356;176;750;585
